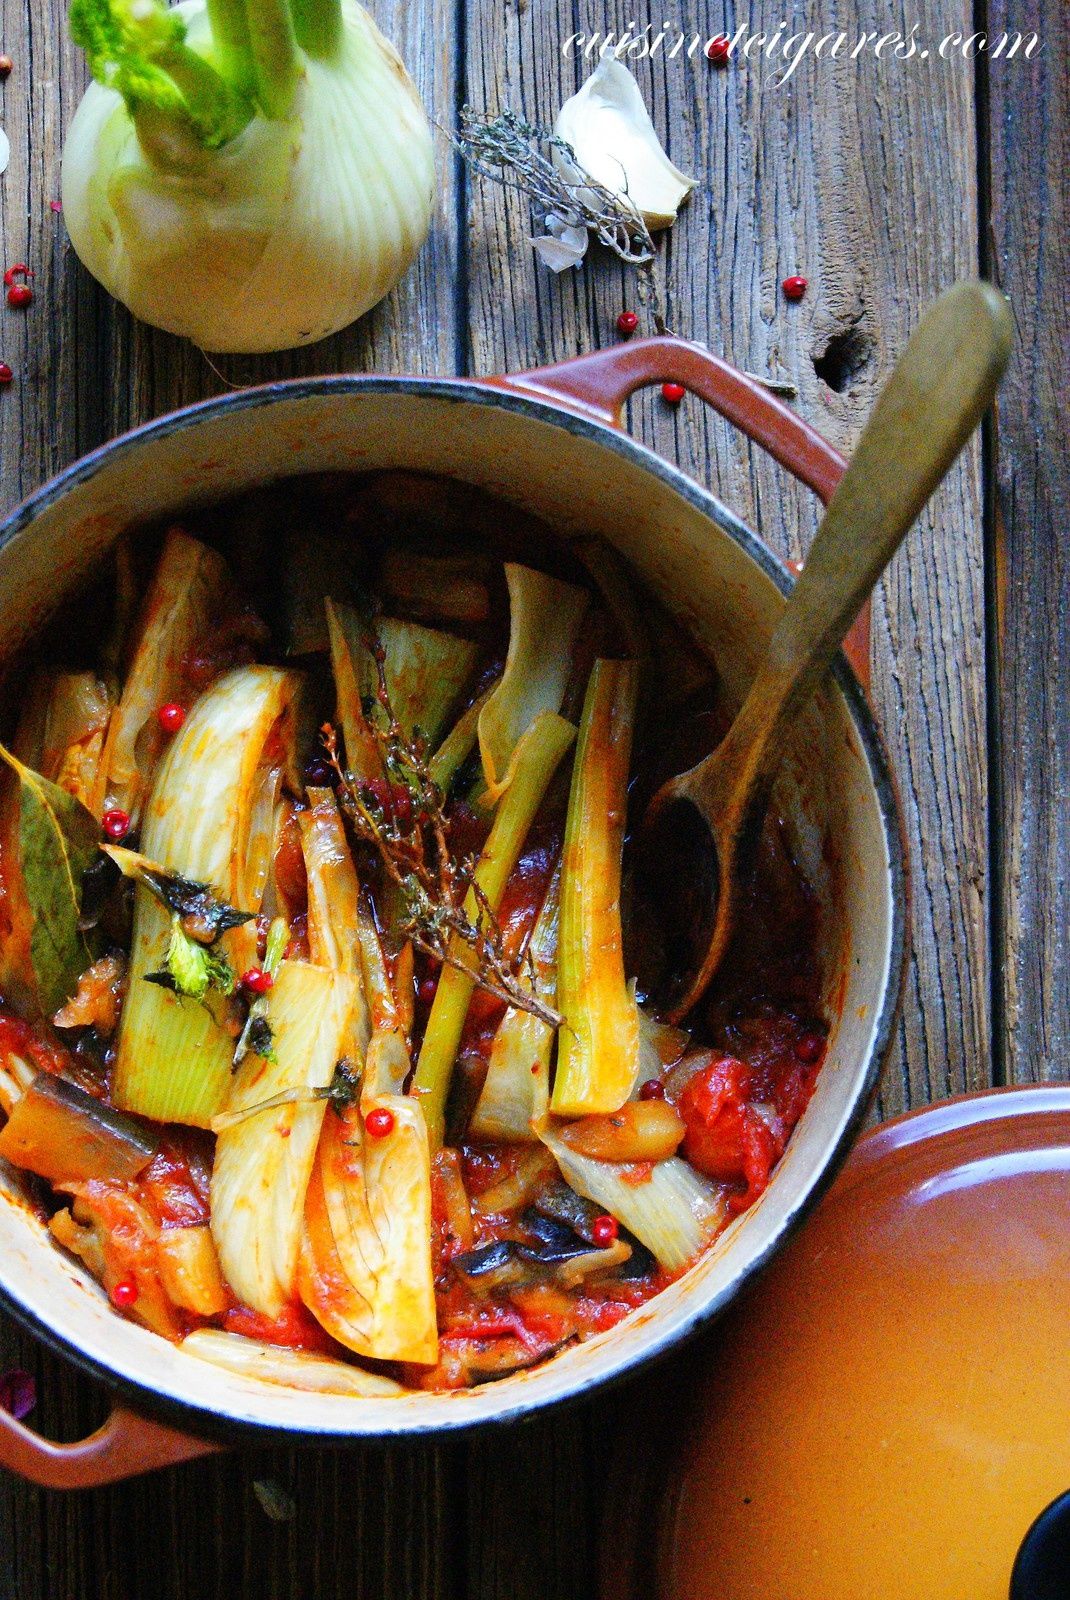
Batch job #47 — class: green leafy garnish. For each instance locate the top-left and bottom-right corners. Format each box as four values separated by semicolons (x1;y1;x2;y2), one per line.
244;1015;277;1064
70;0;254;149
232;916;289;1067
326;1056;362;1114
105;845;255;943
145;914;236;1002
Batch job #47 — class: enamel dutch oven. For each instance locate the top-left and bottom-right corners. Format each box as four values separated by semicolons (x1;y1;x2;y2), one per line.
0;337;905;1485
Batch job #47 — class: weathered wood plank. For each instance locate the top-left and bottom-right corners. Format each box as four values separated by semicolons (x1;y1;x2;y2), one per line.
0;3;1015;1598
0;0;460;1593
464;1407;600;1600
987;10;1069;1083
463;2;989;1125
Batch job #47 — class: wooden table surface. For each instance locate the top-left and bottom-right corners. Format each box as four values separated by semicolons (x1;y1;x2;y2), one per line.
0;3;1065;1595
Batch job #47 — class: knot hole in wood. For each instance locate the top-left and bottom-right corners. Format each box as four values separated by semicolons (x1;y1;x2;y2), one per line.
811;324;878;394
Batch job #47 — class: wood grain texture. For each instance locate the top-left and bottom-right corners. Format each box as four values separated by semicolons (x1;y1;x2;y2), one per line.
0;2;460;1595
463;0;989;1124
986;6;1069;1083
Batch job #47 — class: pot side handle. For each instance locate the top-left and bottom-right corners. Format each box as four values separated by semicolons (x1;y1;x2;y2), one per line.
0;1400;219;1489
493;336;869;689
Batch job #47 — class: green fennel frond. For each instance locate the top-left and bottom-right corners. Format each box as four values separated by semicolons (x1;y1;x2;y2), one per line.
145;913;236;1002
70;0;254;148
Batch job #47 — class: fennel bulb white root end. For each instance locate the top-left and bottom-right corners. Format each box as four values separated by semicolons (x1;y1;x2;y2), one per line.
62;0;435;353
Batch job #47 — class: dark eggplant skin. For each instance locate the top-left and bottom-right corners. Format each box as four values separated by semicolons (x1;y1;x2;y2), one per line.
533;1180;603;1241
452;1240;521;1280
452;1211;655;1290
0;1072;157;1185
519;1209;594;1263
614;1236;656;1280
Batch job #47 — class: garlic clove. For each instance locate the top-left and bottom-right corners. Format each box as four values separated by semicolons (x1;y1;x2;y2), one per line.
553;56;694;231
0;127;8;178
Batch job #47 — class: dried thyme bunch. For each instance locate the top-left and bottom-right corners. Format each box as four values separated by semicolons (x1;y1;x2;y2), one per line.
453;106;656;266
323;637;561;1030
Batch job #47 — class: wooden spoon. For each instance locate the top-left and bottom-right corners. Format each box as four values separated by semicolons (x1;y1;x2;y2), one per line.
642;280;1012;1023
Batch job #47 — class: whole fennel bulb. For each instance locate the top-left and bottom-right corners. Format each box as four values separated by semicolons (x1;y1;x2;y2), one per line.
62;0;436;353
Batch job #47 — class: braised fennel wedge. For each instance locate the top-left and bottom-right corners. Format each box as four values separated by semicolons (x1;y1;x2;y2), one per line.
0;478;832;1396
469;861;561;1143
552;659;641;1116
13;667;111;816
210;960;359;1315
101;529;230;827
299;1093;438;1365
327;600;478;780
113;665;303;1126
477;564;587;803
413;709;577;1145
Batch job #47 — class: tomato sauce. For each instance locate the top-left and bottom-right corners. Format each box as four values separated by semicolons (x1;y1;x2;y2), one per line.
222;1302;341;1355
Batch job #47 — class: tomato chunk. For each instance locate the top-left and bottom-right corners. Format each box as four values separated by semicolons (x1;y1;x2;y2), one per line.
678;1055;785;1211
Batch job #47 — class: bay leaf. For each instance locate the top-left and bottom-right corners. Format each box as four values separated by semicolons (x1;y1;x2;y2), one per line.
0;745;100;1017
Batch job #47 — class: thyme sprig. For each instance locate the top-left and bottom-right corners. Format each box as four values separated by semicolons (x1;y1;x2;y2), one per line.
323;633;562;1031
452;106;657;267
210;1057;363;1134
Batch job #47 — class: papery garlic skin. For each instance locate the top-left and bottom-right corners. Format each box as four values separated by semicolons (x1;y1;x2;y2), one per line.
62;0;435;354
553;56;694;231
531;213;589;271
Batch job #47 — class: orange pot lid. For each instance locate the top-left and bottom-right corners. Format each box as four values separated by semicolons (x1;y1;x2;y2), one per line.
604;1087;1070;1600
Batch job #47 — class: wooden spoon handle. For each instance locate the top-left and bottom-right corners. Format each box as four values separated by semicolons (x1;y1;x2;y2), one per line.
718;280;1011;810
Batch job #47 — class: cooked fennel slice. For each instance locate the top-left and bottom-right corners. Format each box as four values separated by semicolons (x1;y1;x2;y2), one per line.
181;1330;403;1398
299;782;411;1097
478;565;587;804
101;529;229;826
157;1225;228;1316
469;862;561;1143
379;550;491;625
299;1095;438;1365
210;961;358;1316
112;665;302;1126
375;617;479;745
540;1124;726;1273
299;787;372;1065
551;660;641;1116
427;684;496;794
634;992;690;1094
300;789;363;978
326;598;380;780
327;599;478;778
14;668;112;814
413;710;577;1145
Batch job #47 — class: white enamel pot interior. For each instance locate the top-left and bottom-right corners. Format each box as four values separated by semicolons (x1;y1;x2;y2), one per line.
0;370;905;1445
